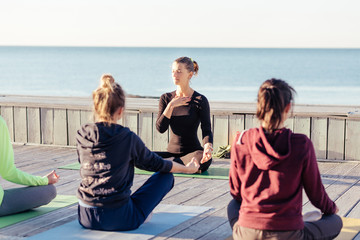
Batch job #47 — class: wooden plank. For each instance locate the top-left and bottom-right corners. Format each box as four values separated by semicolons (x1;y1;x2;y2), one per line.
345;119;360;161
40;108;54;144
80;110;93;125
1;106;14;142
198;221;232;240
347;198;360;218
2;95;360;119
138;112;153;149
153;113;168;151
311;117;327;159
67;110;81;146
228;114;245;146
213;115;229;151
334;165;360;216
123;112;138;134
54;109;68;146
245;114;259;130
171;206;228;239
293;116;311;137
27;107;41;144
13;106;27;143
327;118;345;160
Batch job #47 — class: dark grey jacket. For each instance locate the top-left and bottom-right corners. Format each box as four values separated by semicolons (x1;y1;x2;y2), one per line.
76;122;172;208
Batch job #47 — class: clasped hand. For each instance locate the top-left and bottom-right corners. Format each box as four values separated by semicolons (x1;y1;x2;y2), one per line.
44;170;60;184
201;143;213;164
170;96;191;108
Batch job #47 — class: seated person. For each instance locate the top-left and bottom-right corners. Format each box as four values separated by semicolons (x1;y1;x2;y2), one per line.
227;78;342;240
156;57;213;173
77;74;199;231
0;116;59;216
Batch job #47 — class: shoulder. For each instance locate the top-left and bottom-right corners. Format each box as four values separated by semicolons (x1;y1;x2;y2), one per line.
290;132;311;145
78;122;98;135
160;91;175;101
236;128;259;145
193;91;208;101
192;91;210;107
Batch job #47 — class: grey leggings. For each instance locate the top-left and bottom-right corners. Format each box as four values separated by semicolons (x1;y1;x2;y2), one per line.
227;199;343;240
0;184;56;216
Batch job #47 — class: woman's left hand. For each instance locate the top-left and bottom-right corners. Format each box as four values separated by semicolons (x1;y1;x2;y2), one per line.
201;143;213;164
45;170;60;184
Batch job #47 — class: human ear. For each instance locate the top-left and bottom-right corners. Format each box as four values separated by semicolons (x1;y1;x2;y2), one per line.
284;103;291;117
116;107;124;121
188;71;194;80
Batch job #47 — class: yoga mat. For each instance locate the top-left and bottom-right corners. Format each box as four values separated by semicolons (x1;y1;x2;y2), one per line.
336;217;360;240
58;163;229;180
27;204;211;240
0;195;78;229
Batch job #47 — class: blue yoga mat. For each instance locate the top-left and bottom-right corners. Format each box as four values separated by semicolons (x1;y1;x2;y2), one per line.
27;204;211;240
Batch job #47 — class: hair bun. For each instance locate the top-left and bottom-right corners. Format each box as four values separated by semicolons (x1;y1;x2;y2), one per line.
100;74;115;89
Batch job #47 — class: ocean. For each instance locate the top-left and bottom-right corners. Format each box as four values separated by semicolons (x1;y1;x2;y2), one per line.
0;46;359;106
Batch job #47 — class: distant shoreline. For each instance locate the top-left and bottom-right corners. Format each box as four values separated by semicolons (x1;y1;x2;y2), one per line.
1;46;360;50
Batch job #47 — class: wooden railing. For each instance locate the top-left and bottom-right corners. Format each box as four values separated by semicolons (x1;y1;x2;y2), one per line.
1;95;359;161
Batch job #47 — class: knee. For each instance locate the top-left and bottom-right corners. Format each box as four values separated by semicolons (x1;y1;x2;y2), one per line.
320;214;343;238
199;158;212;172
44;184;57;203
154;172;174;190
227;199;241;229
227;199;241;215
332;214;343;232
164;172;174;189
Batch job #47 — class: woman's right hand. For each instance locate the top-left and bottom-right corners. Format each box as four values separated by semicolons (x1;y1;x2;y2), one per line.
185;157;200;174
170;96;191;108
45;170;60;184
162;96;191;119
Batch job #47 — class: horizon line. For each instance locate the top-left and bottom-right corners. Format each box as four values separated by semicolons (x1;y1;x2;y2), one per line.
0;45;359;50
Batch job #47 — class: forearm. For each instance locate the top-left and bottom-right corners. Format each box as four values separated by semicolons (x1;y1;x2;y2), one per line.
162;102;174;119
1;119;47;186
303;143;337;214
170;161;193;174
156;96;172;133
5;167;48;186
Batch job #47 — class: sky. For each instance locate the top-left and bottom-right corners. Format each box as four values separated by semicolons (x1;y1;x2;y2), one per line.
0;0;359;48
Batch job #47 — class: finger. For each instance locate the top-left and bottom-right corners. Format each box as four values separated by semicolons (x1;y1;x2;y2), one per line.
200;157;207;164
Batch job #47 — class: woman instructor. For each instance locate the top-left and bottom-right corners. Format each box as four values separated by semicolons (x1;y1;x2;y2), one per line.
156;57;213;173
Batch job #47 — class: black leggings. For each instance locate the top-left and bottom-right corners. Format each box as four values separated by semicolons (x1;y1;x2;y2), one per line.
154;151;212;173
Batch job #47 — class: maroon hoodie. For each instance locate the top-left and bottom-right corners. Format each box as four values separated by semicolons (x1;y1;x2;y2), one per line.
229;127;337;231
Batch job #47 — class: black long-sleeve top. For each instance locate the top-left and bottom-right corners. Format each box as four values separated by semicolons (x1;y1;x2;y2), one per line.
156;91;213;154
76;122;173;208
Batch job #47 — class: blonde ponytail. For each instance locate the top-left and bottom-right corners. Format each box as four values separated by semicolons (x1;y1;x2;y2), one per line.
92;74;125;123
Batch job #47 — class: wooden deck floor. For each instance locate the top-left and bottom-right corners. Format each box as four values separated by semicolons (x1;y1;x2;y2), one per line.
0;144;360;239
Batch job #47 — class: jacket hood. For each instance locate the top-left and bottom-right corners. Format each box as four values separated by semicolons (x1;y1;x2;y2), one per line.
77;123;129;149
243;127;292;170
